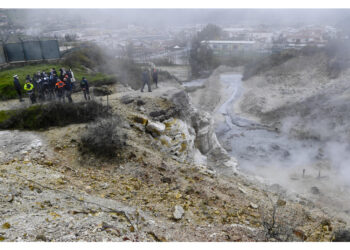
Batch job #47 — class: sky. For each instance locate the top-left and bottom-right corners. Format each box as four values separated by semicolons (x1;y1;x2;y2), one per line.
5;9;350;29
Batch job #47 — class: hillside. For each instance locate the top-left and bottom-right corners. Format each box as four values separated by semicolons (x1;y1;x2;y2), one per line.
0;76;348;242
236;49;350;142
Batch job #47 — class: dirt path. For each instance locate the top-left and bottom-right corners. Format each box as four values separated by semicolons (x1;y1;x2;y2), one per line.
0;80;184;112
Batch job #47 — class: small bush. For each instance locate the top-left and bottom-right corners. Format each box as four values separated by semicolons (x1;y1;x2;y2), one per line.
80;117;127;158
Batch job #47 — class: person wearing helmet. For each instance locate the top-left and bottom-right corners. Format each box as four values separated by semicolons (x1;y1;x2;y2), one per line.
13;75;24;102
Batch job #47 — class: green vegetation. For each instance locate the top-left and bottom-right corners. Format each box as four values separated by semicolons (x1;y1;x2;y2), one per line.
0;101;109;130
0;63;116;100
62;45;107;70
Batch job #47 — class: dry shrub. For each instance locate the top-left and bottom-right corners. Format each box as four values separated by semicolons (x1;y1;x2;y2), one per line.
80;116;127;158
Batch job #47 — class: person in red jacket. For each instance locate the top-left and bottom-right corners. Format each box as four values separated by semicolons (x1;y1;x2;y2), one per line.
55;79;66;103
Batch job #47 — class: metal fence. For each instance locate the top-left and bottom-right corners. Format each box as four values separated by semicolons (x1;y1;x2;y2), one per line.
1;40;60;63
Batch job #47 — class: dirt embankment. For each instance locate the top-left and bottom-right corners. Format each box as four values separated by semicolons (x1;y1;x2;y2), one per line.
0;77;348;242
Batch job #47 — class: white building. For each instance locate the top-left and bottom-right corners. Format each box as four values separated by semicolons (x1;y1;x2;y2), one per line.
201;40;257;55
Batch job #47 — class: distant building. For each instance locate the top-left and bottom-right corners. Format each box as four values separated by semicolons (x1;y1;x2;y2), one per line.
201;40;257;56
273;26;333;50
201;41;256;53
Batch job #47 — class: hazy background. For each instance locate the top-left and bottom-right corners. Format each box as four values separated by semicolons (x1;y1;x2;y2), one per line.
5;9;350;28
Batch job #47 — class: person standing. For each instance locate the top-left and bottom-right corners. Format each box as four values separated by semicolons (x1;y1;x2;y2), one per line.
80;77;90;101
51;68;57;76
24;80;36;104
152;68;158;88
141;68;151;92
25;74;33;83
59;68;65;81
41;75;50;101
50;73;58;100
64;77;73;103
13;75;24;102
55;79;66;103
69;68;76;85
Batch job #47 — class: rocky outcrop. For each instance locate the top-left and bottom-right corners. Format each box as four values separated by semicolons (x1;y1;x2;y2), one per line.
121;95;135;104
128;89;237;172
146;121;166;136
173;205;184;220
92;86;113;96
170;90;238;172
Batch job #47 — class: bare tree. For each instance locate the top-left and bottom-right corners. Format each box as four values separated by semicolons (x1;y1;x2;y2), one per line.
260;195;306;241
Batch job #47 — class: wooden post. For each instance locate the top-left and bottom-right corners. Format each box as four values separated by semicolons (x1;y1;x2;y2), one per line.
107;94;109;111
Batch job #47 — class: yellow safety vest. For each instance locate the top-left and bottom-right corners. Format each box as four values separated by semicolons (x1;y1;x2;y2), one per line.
24;83;34;91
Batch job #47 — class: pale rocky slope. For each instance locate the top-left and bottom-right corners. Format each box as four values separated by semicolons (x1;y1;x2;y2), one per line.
0;76;347;242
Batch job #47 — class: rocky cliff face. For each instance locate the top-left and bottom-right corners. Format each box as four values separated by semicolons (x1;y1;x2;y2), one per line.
170;90;238;172
130;89;238;173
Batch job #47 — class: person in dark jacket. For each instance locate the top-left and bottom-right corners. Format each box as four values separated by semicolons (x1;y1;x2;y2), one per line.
51;68;57;76
25;74;33;83
141;69;151;92
152;68;158;88
59;68;65;80
49;73;58;100
80;77;90;101
42;76;51;101
64;77;73;103
13;75;24;102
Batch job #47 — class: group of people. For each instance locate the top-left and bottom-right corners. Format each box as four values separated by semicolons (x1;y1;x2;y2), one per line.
13;68;91;104
13;66;159;104
141;68;158;93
